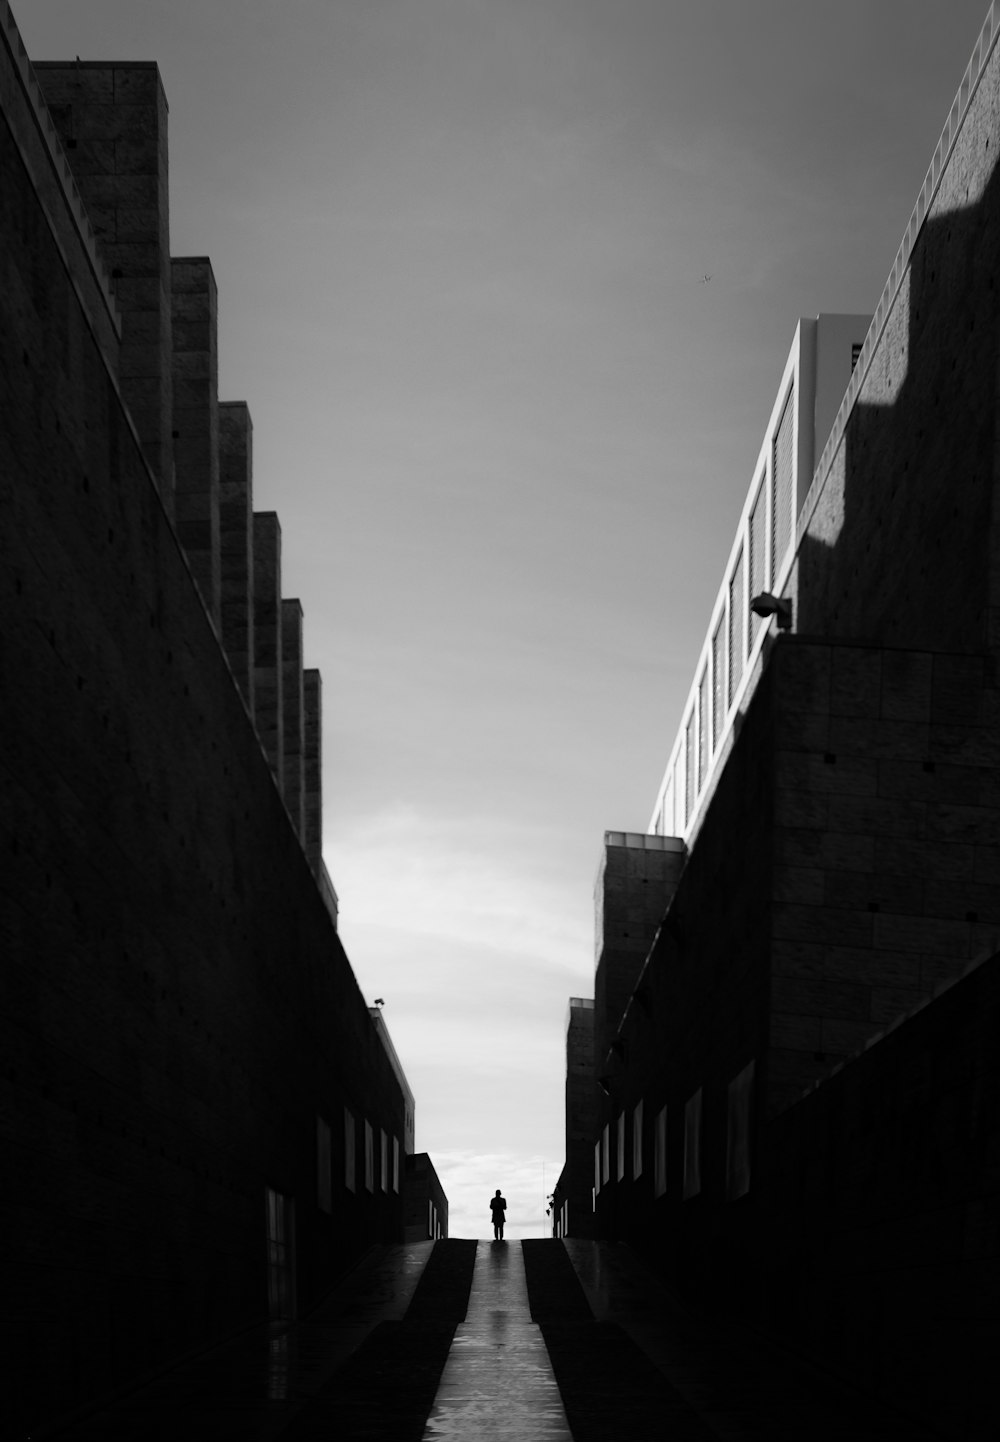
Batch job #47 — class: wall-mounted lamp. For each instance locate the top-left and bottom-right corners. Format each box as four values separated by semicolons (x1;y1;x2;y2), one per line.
750;592;793;630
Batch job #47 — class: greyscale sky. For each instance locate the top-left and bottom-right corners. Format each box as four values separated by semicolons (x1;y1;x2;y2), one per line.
19;0;992;1238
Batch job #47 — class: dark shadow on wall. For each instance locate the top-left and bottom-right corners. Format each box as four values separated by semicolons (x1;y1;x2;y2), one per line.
795;150;1000;657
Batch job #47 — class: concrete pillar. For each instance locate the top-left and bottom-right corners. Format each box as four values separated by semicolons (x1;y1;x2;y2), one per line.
303;668;322;873
593;833;685;1077
34;62;174;507
281;600;305;838
252;512;282;790
218;402;254;711
171;257;219;627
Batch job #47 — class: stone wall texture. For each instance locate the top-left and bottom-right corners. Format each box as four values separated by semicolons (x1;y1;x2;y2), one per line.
583;22;1000;1437
1;31;402;1438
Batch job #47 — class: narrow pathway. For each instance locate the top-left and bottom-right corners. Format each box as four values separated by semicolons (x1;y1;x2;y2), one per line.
421;1240;572;1441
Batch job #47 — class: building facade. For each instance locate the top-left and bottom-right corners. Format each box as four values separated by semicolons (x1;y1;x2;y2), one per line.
562;7;1000;1437
0;10;426;1435
404;1154;450;1241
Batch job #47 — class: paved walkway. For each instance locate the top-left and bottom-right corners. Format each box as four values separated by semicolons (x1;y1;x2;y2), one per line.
22;1238;946;1441
421;1241;571;1440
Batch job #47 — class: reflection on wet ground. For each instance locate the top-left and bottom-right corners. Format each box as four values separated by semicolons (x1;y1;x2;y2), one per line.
421;1241;571;1440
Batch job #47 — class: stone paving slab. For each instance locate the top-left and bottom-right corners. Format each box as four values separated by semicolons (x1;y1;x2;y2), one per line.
421;1240;571;1441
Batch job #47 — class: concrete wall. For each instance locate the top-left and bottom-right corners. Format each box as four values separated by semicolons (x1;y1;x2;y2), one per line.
218;401;254;710
1;27;400;1437
593;833;684;1081
34;61;174;504
405;1153;449;1240
573;9;1000;1436
171;255;220;627
758;949;1000;1442
563;997;597;1238
792;20;1000;661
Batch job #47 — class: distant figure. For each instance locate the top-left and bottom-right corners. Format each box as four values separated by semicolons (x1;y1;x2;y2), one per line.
490;1189;507;1241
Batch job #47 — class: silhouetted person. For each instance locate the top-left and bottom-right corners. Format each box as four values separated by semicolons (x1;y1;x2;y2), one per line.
490;1189;507;1240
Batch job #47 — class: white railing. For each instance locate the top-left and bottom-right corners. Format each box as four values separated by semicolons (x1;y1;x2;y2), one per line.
649;0;1000;845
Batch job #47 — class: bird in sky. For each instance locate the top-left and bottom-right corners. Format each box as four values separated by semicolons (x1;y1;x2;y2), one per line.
701;273;712;283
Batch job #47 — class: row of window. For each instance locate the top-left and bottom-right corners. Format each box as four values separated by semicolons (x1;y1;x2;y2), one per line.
594;1060;755;1207
657;385;795;839
316;1108;400;1213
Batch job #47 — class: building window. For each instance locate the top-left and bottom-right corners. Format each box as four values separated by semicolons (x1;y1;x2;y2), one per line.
379;1129;388;1193
683;1088;702;1200
265;1187;296;1320
594;1140;602;1196
616;1111;626;1182
602;1123;610;1185
728;546;745;708
772;385;794;580
428;1199;434;1237
316;1116;331;1214
562;1200;569;1235
344;1108;356;1194
684;714;694;824
632;1099;644;1180
364;1119;374;1193
663;776;673;837
711;618;725;750
393;1136;400;1194
851;341;863;371
654;1106;667;1198
748;477;767;649
726;1061;755;1201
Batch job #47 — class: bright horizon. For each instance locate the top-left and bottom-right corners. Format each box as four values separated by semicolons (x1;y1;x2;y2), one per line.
16;0;994;1239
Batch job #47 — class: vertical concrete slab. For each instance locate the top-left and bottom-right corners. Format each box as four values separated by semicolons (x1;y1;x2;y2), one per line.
594;833;685;1071
252;512;283;791
218;402;254;711
564;998;597;1239
34;62;174;507
171;257;219;626
304;668;322;873
282;600;305;839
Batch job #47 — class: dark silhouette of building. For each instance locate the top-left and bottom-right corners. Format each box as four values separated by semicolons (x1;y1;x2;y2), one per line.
0;10;442;1436
561;8;1000;1439
404;1153;450;1240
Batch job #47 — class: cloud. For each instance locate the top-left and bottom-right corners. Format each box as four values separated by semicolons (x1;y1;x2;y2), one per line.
326;806;588;1189
328;805;592;975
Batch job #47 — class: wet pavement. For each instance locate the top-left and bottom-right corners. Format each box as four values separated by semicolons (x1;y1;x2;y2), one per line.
421;1241;571;1440
23;1238;945;1441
